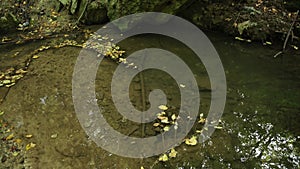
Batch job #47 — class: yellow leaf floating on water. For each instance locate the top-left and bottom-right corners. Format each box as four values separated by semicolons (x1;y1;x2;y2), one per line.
153;123;160;127
32;55;39;59
26;142;36;151
14;138;22;144
157;111;166;118
159;154;169;162
185;136;198;146
160;117;169;124
168;148;177;158
196;130;202;133
163;126;170;131
6;133;14;140
171;114;176;121
214;126;223;130
198;117;206;124
158;105;168;110
25;134;33;138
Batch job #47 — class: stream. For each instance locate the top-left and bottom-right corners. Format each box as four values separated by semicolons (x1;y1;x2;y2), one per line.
0;27;299;169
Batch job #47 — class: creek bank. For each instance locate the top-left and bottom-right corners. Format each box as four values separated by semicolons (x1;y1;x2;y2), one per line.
1;0;299;43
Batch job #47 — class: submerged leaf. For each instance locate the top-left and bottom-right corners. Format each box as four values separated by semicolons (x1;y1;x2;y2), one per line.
12;152;19;157
15;138;22;144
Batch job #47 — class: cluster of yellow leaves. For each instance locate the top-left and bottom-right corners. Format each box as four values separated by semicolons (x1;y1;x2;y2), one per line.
154;105;178;132
159;148;178;162
0;67;27;88
185;136;198;146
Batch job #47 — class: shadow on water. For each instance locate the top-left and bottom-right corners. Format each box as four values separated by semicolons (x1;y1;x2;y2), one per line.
0;29;299;168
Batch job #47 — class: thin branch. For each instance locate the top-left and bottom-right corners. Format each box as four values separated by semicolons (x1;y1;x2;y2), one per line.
76;0;89;24
274;10;299;58
283;10;299;51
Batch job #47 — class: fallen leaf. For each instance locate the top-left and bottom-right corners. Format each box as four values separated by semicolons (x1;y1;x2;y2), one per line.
5;83;15;88
25;134;33;138
159;154;168;162
153;123;160;127
171;114;176;121
265;41;272;45
198;117;206;124
235;37;245;41
26;142;36;151
163;126;170;131
12;152;19;157
160;117;169;124
158;105;168;110
157;112;166;116
214;126;223;129
185;136;198;146
15;138;22;144
3;80;11;84
51;133;58;139
32;55;39;59
196;130;202;133
6;133;14;140
291;45;298;50
15;69;27;74
168;148;177;158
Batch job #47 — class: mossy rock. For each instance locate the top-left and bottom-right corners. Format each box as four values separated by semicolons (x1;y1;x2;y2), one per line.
75;0;108;25
102;0;192;31
0;13;18;35
84;1;108;25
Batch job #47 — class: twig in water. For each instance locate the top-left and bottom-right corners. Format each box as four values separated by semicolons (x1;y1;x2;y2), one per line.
274;10;299;58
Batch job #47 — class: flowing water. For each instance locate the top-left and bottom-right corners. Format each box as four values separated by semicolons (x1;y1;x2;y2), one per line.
0;28;299;169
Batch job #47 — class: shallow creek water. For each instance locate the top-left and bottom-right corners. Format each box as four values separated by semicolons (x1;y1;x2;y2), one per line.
0;28;299;169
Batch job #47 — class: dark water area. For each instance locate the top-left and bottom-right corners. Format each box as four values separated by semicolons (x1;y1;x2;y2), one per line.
0;27;299;168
